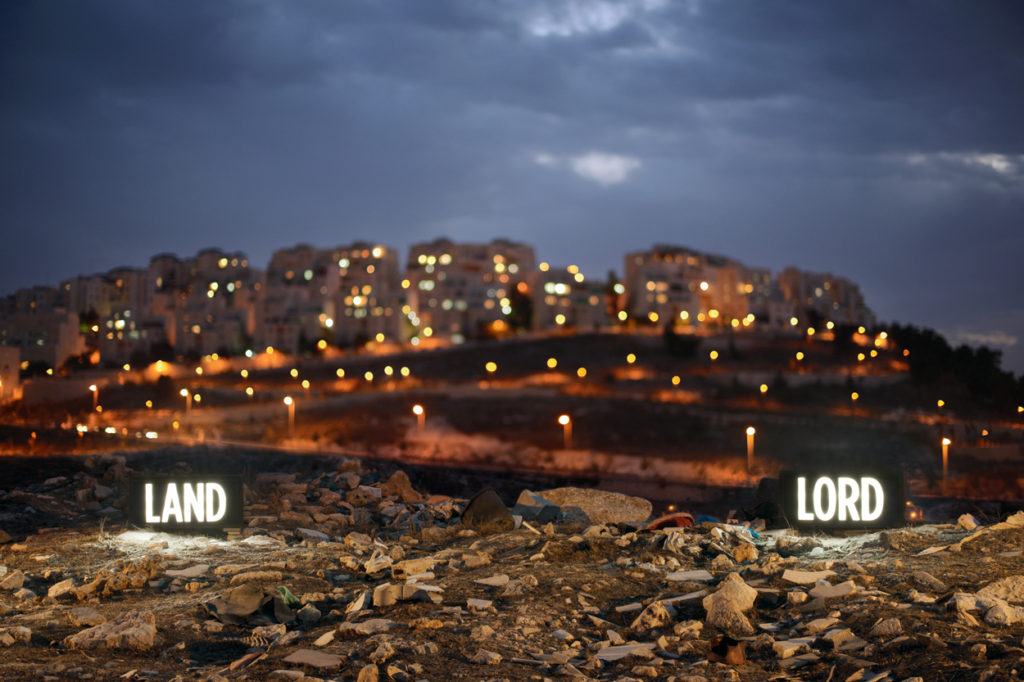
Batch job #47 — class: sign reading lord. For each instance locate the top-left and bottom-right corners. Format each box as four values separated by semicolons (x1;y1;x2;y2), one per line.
129;475;243;531
779;470;904;530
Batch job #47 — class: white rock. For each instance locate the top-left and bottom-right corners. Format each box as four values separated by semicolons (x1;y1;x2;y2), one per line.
473;574;510;587
957;513;979;531
0;626;31;647
869;617;903;638
782;569;836;585
978;575;1024;604
809;580;857;600
47;578;75;599
701;572;758;636
773;639;808;659
63;610;156;650
667;569;713;583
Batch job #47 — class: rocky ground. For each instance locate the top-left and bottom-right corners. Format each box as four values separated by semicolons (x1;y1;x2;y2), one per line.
2;451;1024;681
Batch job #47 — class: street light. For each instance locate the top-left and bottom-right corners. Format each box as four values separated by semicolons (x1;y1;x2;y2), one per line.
180;388;191;416
89;384;98;410
412;404;425;432
284;396;295;437
942;437;951;481
746;426;756;472
558;414;572;449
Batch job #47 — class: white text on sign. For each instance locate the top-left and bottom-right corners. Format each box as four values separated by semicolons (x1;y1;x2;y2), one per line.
796;476;884;522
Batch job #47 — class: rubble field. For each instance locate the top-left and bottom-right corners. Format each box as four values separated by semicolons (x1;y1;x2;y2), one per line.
2;450;1024;681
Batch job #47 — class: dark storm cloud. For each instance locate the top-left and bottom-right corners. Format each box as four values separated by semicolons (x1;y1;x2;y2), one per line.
1;0;1022;370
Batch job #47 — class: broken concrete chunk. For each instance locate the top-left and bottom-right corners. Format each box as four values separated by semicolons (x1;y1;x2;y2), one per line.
702;572;757;636
537;487;652;525
809;580;857;600
282;649;342;668
667;569;713;583
166;564;210;579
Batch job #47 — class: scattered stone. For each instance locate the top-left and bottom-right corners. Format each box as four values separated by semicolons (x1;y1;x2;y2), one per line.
282;649;342;668
978;575;1024;604
733;543;759;563
296;604;321;623
537;487;652;525
296;528;330;543
774;639;809;659
913;571;947;593
474;574;510;587
467;598;493;611
166;564;210;579
462;489;514;533
63;610;156;650
68;607;106;628
595;643;656;661
667;569;713;583
809;580;857;600
469;649;502;665
957;514;979;531
630;600;674;631
0;570;25;591
230;570;284;586
710;554;735;572
869;617;903;638
381;470;422;503
47;578;75;599
782;569;837;585
337;619;395;638
356;664;379;682
702;572;758;636
0;627;31;647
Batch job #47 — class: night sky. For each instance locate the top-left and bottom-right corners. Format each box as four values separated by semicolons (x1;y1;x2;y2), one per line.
2;1;1022;372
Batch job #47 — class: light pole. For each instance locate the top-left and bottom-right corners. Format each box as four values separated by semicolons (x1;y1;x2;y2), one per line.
942;437;951;481
180;388;191;417
746;426;756;472
284;396;295;437
559;414;572;449
413;404;425;432
89;384;98;410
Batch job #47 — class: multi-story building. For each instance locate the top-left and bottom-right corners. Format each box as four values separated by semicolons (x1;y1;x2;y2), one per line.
322;242;404;347
404;238;536;342
531;264;608;331
172;249;258;357
776;267;874;328
625;245;754;328
0;308;84;368
0;345;20;403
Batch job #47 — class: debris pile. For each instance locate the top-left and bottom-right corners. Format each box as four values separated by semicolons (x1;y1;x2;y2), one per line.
1;453;1024;680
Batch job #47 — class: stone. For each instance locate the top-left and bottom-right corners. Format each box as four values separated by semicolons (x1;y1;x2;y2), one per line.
296;528;330;543
501;575;538;597
381;470;422;503
356;664;379;682
297;604;321;623
474;574;510;587
13;588;35;601
804;617;839;635
674;620;703;638
0;626;31;647
467;598;493;611
630;600;674;631
0;570;25;591
63;610;157;650
471;624;495;641
782;569;836;585
68;608;106;628
984;600;1024;626
869;617;903;638
702;572;758;636
773;639;809;659
0;529;10;544
978;575;1024;604
538;487;652;525
166;564;210;579
595;643;656;661
392;557;435;580
313;630;335;647
229;570;283;586
369;640;395;663
710;554;735;572
913;571;947;593
788;591;809;605
667;569;714;583
269;672;305;681
336;619;395;638
958;513;980;531
282;649;343;668
470;649;502;665
462;488;514;533
47;578;76;600
809;580;857;600
733;543;759;563
821;627;856;649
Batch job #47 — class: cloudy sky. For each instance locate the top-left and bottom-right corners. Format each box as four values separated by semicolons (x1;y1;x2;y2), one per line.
2;1;1023;372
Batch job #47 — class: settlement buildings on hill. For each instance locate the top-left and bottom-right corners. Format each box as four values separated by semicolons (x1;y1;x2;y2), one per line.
0;240;875;375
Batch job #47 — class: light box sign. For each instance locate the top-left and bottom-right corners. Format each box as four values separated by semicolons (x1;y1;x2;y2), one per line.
129;475;244;531
779;469;904;530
